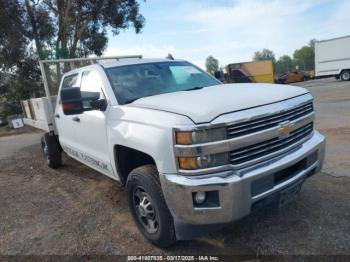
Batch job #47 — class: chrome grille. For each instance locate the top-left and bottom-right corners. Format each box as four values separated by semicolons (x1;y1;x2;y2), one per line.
227;102;313;139
230;123;313;166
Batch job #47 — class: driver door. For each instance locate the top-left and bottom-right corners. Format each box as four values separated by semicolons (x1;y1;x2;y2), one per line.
72;70;113;176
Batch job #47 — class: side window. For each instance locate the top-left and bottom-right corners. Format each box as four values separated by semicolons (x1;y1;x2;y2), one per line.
62;74;79;89
80;70;105;109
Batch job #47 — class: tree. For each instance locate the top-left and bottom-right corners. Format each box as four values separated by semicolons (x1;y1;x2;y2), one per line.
0;0;145;117
253;49;276;63
205;56;219;75
293;41;315;71
0;52;44;119
1;0;145;67
275;55;293;75
0;1;29;69
21;0;145;59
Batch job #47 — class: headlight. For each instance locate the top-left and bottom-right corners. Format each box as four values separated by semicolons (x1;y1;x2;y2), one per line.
176;127;227;145
178;153;229;170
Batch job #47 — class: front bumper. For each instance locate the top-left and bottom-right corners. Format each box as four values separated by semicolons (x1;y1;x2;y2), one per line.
160;131;325;239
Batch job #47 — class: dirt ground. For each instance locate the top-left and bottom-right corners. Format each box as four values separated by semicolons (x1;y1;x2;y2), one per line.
0;125;39;138
0;77;349;257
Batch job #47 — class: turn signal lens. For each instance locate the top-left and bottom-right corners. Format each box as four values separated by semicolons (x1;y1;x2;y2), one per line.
178;156;197;169
61;103;74;110
178;153;229;171
176;131;192;145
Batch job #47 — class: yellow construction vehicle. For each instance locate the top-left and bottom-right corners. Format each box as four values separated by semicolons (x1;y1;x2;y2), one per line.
215;60;274;84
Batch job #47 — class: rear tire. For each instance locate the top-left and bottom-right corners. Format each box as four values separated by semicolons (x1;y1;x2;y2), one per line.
340;70;350;81
126;165;176;248
41;133;62;169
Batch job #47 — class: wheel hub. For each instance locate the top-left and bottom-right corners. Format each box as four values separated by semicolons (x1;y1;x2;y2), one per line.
133;187;159;234
41;139;50;162
44;144;48;155
138;205;146;216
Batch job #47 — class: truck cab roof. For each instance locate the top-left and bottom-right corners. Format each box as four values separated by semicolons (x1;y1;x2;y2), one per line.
62;58;187;77
100;58;185;68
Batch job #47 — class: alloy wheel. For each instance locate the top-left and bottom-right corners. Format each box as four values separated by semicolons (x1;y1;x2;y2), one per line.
133;186;159;234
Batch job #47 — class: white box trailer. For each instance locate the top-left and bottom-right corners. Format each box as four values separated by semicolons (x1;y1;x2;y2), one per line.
315;35;350;80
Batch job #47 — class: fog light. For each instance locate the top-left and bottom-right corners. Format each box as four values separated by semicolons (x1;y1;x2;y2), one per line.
194;191;206;204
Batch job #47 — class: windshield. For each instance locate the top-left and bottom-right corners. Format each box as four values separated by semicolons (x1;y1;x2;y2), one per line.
105;61;221;104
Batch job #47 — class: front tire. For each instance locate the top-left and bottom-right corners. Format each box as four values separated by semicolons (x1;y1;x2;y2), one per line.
340;70;350;81
126;165;176;248
41;133;62;169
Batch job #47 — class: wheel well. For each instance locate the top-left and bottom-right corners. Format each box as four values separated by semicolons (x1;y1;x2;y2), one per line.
114;145;156;185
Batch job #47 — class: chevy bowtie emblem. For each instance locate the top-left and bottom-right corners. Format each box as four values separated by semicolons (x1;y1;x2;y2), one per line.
278;122;293;137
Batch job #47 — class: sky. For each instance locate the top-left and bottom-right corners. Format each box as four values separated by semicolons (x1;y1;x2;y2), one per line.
104;0;350;69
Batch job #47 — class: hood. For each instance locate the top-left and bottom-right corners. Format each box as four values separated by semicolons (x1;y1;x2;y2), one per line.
129;83;309;123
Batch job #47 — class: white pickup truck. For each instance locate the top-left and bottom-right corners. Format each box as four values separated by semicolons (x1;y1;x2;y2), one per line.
26;57;325;247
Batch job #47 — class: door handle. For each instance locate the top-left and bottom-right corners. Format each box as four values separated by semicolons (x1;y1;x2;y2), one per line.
55;114;60;118
72;116;80;122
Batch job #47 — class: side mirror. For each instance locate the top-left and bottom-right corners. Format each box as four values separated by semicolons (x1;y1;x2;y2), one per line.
60;87;84;115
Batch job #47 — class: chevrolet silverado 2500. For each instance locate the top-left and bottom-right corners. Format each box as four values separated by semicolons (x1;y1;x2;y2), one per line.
31;57;325;247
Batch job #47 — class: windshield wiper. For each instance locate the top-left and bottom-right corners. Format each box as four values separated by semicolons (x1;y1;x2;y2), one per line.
185;86;205;91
